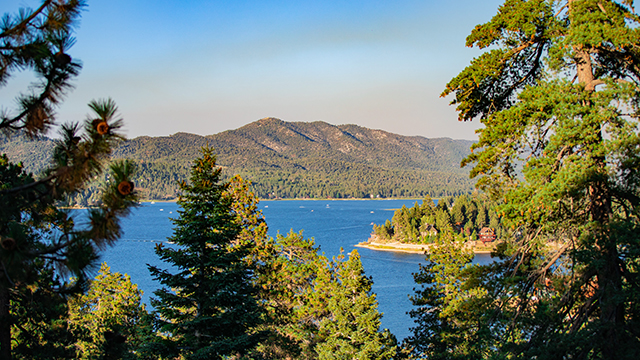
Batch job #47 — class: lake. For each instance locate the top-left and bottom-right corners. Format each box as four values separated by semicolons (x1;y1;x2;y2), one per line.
99;199;494;341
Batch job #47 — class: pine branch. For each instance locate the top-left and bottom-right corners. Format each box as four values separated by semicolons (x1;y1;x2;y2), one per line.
0;0;52;38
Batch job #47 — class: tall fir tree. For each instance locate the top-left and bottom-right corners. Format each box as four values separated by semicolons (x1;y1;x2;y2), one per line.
148;147;263;359
409;0;640;358
1;2;138;359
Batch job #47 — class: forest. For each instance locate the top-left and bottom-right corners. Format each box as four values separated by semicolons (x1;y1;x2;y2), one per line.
2;0;640;359
0;122;476;204
371;193;508;245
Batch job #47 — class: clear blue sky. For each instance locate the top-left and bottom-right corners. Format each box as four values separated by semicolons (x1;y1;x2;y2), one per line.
1;0;503;140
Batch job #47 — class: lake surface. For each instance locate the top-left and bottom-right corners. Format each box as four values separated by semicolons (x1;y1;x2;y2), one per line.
99;199;494;341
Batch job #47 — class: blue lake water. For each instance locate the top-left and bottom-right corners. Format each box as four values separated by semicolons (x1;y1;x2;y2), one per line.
98;199;494;341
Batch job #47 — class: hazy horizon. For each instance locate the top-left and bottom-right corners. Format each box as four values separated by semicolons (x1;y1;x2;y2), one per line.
1;0;503;141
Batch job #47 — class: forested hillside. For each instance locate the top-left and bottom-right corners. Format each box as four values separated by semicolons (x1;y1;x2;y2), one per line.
1;118;475;203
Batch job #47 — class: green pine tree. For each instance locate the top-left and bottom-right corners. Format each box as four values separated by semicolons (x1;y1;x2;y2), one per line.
252;230;326;359
68;263;153;360
148;147;263;359
404;231;485;359
315;250;397;360
251;231;397;360
409;0;640;358
1;2;138;358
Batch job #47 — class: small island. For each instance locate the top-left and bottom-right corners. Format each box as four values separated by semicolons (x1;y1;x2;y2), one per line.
360;194;504;254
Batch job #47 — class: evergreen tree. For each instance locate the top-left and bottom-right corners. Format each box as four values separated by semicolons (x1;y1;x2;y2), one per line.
148;148;263;359
251;231;397;359
1;2;138;358
405;231;481;359
252;231;326;359
410;0;640;358
8;267;77;360
315;250;397;360
68;263;153;360
434;208;453;232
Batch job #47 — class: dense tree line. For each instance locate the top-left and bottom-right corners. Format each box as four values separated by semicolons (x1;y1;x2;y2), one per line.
240;167;474;200
4;1;640;359
1;137;476;204
372;193;507;244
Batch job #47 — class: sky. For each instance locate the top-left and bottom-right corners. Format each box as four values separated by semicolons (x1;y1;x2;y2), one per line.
1;0;504;140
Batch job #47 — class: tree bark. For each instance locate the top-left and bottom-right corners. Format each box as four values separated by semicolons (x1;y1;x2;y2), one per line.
569;1;624;356
0;286;11;360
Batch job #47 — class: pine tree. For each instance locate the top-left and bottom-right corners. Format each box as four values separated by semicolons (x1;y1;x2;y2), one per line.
252;230;326;359
250;231;398;359
315;250;397;360
7;266;77;360
404;231;484;359
410;0;640;358
1;2;138;358
148;148;263;359
68;263;153;360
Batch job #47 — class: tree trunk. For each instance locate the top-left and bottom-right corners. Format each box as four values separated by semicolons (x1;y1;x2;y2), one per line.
569;2;624;354
0;286;11;360
590;176;623;357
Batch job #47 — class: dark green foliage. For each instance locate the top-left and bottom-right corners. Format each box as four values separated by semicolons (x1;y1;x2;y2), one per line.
1;2;138;358
0;102;138;358
315;250;397;360
408;0;640;358
8;268;76;360
404;231;488;359
148;148;263;359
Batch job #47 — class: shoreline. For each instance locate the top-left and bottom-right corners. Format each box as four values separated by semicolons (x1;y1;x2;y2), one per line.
258;197;428;202
67;197;427;209
356;240;494;255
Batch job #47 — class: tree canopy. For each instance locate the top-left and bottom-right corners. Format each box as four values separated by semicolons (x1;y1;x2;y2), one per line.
410;0;640;358
1;1;138;358
148;148;264;359
68;263;153;360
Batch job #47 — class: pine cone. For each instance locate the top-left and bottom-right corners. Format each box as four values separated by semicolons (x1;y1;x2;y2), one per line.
0;237;16;250
54;52;71;67
117;181;134;196
96;121;110;135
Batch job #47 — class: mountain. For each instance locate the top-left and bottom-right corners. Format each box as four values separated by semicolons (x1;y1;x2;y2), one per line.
1;118;476;202
0;134;56;174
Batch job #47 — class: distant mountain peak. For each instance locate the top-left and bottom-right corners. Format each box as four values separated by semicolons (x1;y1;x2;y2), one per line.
256;117;285;124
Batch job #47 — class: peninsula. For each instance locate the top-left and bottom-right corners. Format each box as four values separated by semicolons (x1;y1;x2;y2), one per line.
364;193;503;254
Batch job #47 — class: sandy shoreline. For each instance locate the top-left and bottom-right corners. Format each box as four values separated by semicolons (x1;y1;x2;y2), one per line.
356;240;494;254
355;241;430;254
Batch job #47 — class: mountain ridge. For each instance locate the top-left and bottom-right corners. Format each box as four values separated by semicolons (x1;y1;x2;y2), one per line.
1;118;477;202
